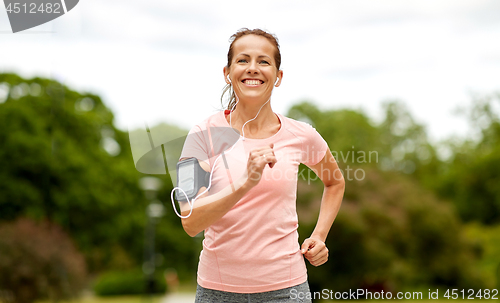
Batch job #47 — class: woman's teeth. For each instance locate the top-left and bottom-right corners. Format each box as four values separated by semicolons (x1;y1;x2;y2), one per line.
244;80;261;85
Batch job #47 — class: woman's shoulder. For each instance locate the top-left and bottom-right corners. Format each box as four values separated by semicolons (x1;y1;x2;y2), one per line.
278;114;319;135
190;111;227;131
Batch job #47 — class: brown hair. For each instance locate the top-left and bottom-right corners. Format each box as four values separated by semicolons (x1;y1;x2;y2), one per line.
221;28;281;110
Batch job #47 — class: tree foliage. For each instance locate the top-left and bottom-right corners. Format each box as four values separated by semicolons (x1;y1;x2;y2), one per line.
435;93;500;224
0;73;199;280
289;101;488;292
0;73;142;270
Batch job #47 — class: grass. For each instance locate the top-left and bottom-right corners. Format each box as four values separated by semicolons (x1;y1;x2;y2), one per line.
464;222;500;287
36;295;164;303
32;281;198;303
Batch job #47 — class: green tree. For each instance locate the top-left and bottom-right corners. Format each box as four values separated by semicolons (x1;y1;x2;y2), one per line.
288;101;486;293
0;73;143;270
436;93;500;224
0;73;198;279
377;101;441;184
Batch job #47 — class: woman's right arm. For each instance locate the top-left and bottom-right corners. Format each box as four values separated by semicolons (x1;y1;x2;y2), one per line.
180;144;276;237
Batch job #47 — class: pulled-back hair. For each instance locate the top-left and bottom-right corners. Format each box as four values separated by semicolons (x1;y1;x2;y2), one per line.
221;28;281;110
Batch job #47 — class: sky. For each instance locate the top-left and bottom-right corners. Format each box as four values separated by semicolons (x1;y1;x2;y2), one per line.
1;0;500;143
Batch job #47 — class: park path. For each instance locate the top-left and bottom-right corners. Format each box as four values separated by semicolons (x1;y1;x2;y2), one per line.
161;292;196;303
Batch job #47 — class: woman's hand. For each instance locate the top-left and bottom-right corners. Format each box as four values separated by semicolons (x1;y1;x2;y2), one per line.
245;144;277;188
301;237;329;266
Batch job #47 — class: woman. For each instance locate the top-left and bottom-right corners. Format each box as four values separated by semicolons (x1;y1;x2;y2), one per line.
178;28;345;303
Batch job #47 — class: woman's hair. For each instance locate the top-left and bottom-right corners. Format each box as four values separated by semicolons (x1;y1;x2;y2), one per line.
221;28;281;110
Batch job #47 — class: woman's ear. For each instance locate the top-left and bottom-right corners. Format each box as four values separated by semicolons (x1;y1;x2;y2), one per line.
223;66;231;84
274;70;284;87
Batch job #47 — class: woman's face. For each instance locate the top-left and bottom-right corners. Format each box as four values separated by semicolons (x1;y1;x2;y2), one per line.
224;34;283;104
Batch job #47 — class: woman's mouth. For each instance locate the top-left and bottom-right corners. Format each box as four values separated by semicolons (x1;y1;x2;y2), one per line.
242;79;264;86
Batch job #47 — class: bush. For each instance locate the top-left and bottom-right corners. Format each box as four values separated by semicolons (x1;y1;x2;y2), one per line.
0;218;87;303
93;269;167;296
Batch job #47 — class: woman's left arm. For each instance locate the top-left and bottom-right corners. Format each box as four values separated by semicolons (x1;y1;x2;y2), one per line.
301;149;345;266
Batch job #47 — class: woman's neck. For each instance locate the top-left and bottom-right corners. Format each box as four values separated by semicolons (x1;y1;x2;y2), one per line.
227;100;280;139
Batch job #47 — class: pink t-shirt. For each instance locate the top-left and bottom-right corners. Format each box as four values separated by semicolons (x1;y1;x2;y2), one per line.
180;111;328;293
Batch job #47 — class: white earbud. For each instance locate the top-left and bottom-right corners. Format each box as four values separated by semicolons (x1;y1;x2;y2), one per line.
227;75;232;84
274;78;280;86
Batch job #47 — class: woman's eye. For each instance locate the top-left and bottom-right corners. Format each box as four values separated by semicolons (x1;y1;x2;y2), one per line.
260;60;270;65
237;59;247;63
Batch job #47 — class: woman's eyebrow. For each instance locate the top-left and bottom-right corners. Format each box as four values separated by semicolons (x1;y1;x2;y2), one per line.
237;53;271;59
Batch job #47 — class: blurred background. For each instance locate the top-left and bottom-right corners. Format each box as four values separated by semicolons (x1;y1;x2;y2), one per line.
1;0;500;302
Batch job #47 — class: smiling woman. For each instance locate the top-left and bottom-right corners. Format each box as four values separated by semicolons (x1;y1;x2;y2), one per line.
174;28;345;303
221;28;282;113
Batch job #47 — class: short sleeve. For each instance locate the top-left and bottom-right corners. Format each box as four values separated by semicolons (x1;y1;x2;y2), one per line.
300;123;328;167
180;124;210;166
179;115;240;168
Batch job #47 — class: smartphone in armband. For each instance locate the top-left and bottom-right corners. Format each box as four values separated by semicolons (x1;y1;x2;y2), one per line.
175;157;210;201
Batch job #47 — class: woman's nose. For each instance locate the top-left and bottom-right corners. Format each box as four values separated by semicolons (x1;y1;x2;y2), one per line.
246;60;258;73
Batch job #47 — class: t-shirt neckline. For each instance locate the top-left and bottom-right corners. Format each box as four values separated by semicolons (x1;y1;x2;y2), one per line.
219;111;284;141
